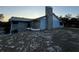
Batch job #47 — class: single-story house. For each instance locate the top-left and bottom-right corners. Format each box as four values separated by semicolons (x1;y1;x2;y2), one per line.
9;6;64;33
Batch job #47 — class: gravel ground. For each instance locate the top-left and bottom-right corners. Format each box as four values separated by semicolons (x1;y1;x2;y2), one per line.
0;30;62;52
0;28;79;52
53;28;79;52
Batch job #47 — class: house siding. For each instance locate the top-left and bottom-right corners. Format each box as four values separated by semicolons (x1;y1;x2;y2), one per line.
10;21;31;33
10;14;63;33
53;15;61;28
18;22;28;32
39;15;63;30
40;17;46;30
10;21;18;33
31;20;40;29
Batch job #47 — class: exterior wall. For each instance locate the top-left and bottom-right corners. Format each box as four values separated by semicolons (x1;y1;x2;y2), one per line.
10;15;63;33
52;15;63;28
10;21;30;33
31;20;40;29
10;21;18;33
18;22;28;32
40;17;46;30
31;17;46;30
39;15;63;30
9;13;63;33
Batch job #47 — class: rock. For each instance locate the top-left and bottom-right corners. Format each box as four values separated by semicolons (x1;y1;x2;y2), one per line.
0;40;2;42
67;31;73;34
9;46;15;48
60;39;68;41
8;42;12;44
30;42;40;50
0;30;63;52
47;47;56;52
71;34;78;38
0;48;2;50
19;41;24;44
53;46;62;52
46;41;53;46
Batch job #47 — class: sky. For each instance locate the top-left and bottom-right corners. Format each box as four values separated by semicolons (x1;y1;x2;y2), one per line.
0;6;79;22
53;6;79;17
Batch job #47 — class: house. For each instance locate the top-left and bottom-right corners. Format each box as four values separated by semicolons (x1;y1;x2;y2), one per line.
9;17;33;33
32;13;63;30
9;6;63;33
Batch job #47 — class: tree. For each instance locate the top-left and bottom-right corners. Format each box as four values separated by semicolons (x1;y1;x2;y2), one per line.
0;14;4;21
71;18;77;21
76;14;79;19
65;14;72;19
59;16;63;19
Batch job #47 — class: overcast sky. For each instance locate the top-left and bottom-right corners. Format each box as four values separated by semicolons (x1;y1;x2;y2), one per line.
0;6;79;21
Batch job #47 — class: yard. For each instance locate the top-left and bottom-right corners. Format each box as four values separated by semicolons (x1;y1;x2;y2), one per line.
0;28;79;52
53;28;79;52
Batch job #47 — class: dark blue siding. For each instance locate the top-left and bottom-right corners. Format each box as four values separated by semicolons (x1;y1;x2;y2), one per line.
40;18;46;30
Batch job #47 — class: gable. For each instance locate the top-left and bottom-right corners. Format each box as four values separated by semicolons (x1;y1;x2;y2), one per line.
53;14;63;28
53;14;59;21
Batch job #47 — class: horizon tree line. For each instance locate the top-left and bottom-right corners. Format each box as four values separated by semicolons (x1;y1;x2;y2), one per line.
59;14;79;28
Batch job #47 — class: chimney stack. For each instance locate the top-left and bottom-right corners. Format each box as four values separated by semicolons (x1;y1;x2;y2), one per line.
46;6;53;30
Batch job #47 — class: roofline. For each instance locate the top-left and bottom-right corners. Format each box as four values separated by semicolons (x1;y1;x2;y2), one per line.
9;16;34;21
33;13;60;20
9;13;61;21
52;13;60;20
33;16;46;21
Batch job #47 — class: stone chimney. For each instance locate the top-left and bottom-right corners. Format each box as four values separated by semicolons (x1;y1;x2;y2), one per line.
46;6;53;30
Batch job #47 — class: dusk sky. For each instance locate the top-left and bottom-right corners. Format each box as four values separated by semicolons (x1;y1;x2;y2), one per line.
0;6;79;22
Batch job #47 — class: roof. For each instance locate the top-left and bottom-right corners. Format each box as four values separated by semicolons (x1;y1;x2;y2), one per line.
34;13;60;21
9;13;60;22
9;17;34;22
33;16;46;21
